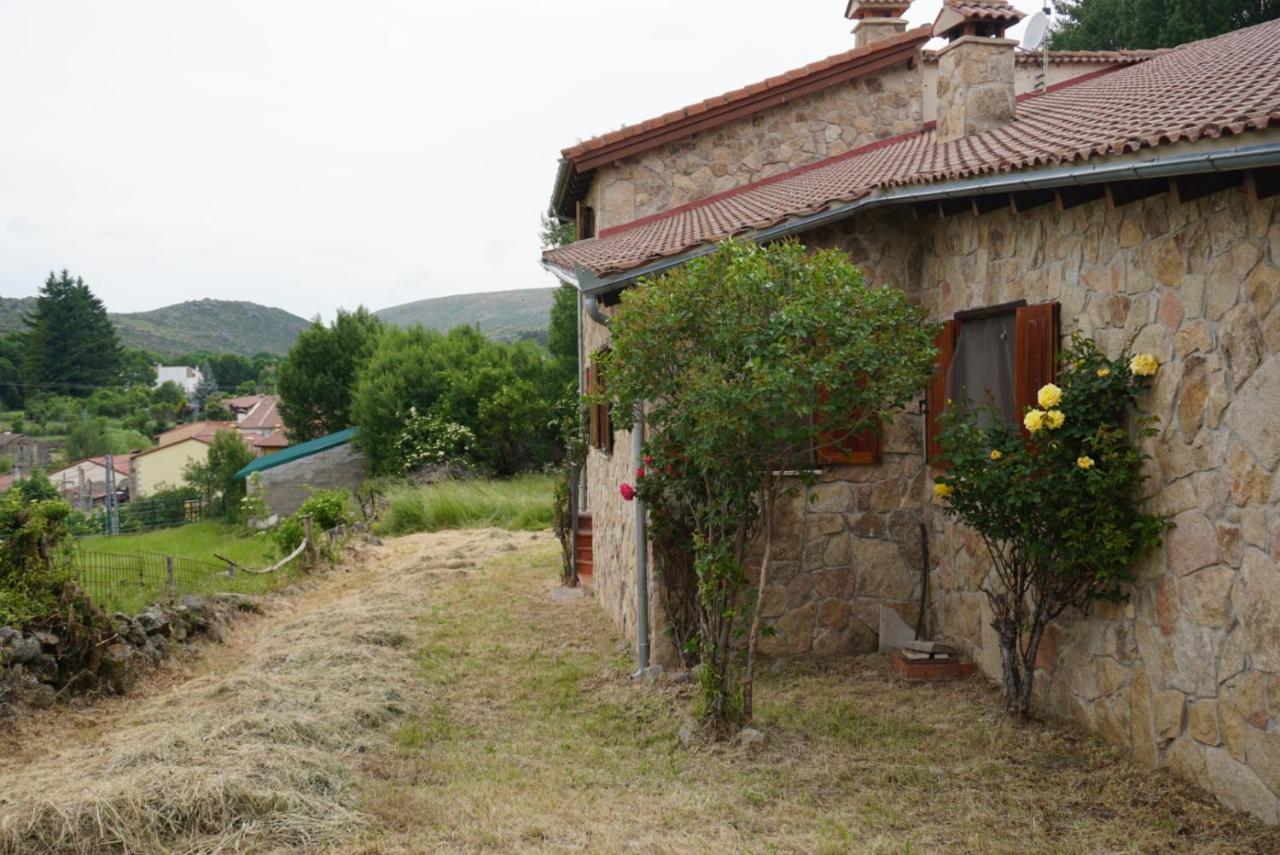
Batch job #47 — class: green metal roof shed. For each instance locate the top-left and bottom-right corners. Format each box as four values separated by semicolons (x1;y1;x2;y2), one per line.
234;427;357;480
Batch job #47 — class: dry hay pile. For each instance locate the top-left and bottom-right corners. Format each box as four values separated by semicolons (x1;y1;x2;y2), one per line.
0;529;545;854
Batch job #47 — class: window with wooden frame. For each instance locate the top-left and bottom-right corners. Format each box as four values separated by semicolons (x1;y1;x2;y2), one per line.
926;301;1060;463
585;351;613;454
576;202;596;240
814;383;883;467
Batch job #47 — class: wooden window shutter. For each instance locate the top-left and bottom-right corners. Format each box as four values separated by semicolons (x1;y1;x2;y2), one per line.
816;384;882;466
926;320;959;463
585;365;600;449
1014;302;1061;431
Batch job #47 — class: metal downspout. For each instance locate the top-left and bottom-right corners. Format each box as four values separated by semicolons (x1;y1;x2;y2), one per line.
633;403;650;673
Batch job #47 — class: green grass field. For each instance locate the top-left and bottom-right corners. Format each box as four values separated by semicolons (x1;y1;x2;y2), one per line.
75;522;296;613
79;522;277;566
376;474;556;537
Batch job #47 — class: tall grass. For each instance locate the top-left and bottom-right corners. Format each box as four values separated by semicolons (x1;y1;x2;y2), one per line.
377;475;555;536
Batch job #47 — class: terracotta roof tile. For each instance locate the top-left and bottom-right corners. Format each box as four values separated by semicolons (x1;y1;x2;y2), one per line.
546;21;1280;279
238;395;284;431
559;27;931;162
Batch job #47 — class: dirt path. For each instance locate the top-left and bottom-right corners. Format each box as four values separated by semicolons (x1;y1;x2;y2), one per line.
0;528;552;855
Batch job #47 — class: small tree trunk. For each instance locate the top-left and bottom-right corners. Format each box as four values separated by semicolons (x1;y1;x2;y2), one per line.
742;494;775;722
996;616;1023;717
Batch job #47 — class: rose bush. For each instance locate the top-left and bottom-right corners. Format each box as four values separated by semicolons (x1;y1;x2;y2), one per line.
935;333;1170;719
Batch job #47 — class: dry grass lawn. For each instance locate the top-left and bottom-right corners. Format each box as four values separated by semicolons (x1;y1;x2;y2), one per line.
1;531;1278;853
355;543;1280;854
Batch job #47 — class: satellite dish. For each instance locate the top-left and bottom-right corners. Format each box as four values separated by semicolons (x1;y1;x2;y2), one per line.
1020;11;1048;51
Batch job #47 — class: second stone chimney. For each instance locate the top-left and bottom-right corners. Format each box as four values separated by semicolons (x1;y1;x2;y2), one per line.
845;1;910;49
933;0;1024;143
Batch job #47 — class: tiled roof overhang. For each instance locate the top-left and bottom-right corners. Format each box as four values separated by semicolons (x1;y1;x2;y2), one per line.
544;20;1280;288
550;27;932;221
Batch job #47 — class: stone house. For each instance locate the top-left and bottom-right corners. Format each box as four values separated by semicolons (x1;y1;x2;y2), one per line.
542;0;1280;823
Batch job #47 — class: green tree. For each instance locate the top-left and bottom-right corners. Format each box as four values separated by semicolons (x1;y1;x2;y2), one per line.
22;271;122;396
1050;0;1280;50
547;284;578;388
183;429;254;511
351;325;559;476
540;210;576;250
119;348;160;388
66;413;111;460
192;361;218;416
602;239;937;732
0;332;24;409
278;307;384;441
935;335;1169;718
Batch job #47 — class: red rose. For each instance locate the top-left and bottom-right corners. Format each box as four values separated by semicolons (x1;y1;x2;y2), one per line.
644;455;653;464
619;483;635;501
636;467;646;479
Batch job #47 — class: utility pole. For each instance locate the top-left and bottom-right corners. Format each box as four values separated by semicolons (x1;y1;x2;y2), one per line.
104;453;120;536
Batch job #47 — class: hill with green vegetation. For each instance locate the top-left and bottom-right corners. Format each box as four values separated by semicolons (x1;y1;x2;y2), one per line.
0;297;310;357
374;288;556;343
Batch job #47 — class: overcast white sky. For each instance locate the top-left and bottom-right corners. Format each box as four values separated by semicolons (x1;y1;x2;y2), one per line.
0;1;1043;321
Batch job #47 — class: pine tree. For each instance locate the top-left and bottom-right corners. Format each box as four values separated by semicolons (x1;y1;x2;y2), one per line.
192;361;219;417
1050;0;1280;50
22;271;122;396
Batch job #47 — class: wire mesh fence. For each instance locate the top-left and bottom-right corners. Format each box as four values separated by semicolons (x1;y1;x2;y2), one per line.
68;495;229;537
68;517;354;614
71;549;235;613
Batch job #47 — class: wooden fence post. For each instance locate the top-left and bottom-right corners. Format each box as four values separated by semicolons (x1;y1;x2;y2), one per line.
166;555;175;590
304;513;316;566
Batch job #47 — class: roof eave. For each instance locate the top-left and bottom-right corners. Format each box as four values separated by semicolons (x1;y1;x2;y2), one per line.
568;139;1280;296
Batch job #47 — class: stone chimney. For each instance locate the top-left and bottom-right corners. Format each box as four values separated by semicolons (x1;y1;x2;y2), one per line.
932;0;1024;143
845;1;910;49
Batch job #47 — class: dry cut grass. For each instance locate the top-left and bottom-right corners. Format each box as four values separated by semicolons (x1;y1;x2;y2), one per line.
0;529;547;854
353;544;1280;855
3;530;1277;854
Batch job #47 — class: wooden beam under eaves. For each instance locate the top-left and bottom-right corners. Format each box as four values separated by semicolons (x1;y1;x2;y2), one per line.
1170;171;1244;205
1245;167;1280;202
1056;184;1107;210
1106;177;1169;208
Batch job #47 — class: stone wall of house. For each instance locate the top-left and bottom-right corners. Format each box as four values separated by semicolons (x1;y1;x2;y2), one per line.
251;444;368;518
581;310;676;666
754;415;929;658
908;185;1280;822
586;64;923;232
576;176;1280;822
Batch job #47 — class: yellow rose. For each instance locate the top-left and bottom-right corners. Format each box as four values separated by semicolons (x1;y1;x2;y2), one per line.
1130;353;1159;377
990;450;1003;461
1024;409;1046;433
1096;366;1111;378
1045;410;1066;430
933;482;953;499
1037;383;1063;409
1077;456;1095;470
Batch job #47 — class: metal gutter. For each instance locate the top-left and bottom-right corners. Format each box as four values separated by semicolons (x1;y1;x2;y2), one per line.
550;140;1280;296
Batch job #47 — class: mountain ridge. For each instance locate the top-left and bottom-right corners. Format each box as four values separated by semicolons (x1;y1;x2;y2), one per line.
374;287;556;342
0;297;311;358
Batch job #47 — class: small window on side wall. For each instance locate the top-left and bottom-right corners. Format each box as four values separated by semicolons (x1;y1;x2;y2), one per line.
926;301;1060;463
586;352;613;454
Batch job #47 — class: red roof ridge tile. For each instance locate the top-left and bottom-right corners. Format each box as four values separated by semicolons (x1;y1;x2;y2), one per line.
560;26;932;162
544;19;1280;280
593;60;1129;243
